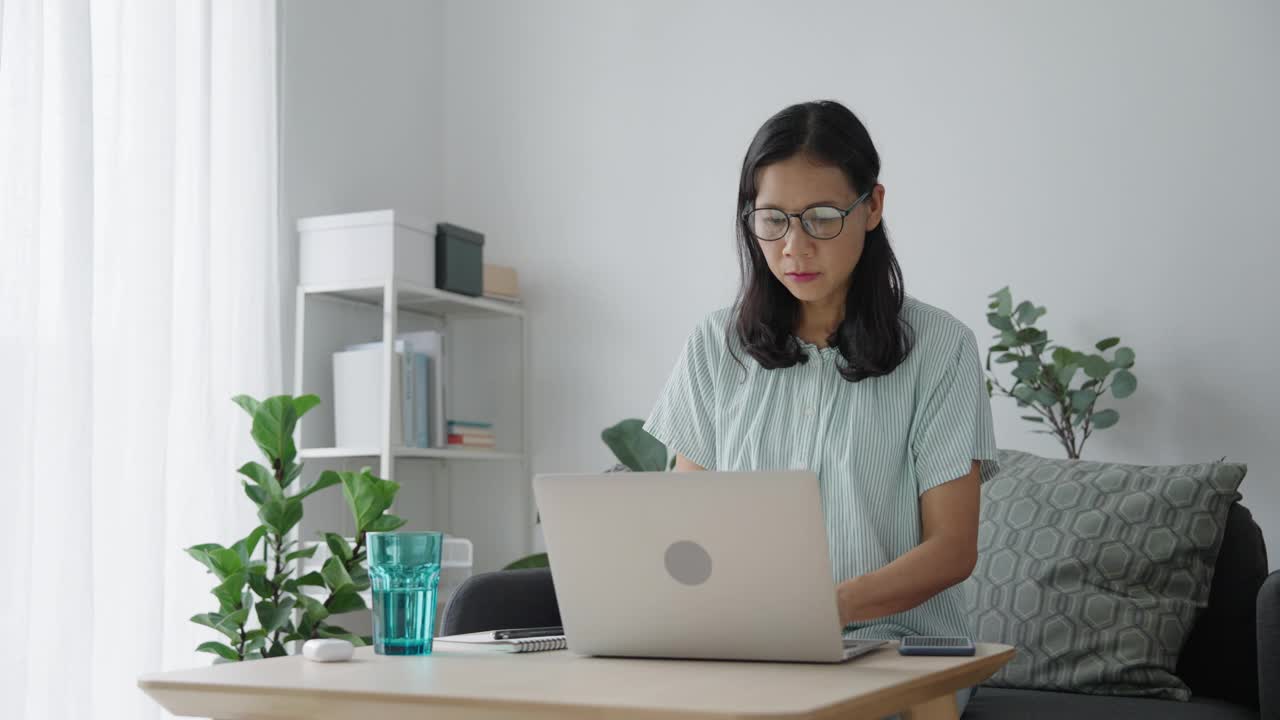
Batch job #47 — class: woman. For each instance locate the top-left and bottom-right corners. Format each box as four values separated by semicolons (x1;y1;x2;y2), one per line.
643;100;999;715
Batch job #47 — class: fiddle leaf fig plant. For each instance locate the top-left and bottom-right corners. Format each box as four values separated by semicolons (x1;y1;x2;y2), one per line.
984;287;1139;459
188;394;407;662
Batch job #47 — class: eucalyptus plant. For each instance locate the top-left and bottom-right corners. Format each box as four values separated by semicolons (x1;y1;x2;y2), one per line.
186;394;407;662
984;287;1138;459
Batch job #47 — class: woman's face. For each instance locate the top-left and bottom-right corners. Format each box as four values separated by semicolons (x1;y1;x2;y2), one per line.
752;153;883;308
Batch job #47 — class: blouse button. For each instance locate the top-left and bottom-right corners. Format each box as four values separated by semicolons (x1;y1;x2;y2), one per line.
803;406;816;417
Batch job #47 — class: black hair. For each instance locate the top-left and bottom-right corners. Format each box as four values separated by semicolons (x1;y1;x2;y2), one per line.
729;100;912;382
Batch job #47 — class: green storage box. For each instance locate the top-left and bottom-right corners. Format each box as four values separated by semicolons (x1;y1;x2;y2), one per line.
435;223;485;296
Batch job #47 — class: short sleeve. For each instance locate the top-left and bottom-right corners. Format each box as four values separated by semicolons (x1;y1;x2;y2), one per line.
911;327;1000;495
642;320;718;470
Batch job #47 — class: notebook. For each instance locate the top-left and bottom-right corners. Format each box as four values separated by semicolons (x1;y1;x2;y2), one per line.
433;630;567;654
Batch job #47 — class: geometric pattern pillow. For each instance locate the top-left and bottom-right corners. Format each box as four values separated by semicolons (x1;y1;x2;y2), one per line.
969;449;1246;700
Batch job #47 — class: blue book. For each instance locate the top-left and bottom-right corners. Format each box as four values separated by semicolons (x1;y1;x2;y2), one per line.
401;350;414;447
414;353;430;448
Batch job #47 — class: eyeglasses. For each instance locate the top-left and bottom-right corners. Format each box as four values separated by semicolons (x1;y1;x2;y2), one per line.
743;190;872;242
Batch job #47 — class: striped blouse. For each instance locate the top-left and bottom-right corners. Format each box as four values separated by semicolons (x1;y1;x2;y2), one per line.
643;295;1000;640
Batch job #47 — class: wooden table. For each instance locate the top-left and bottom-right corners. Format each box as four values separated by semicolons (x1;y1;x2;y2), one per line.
139;642;1014;720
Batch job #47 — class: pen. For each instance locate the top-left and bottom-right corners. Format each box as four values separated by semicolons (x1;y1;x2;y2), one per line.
492;626;564;640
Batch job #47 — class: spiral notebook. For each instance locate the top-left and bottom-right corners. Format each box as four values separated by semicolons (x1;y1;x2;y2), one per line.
433;630;567;654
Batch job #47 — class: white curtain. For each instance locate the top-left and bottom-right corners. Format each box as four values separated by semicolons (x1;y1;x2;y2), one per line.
0;1;280;717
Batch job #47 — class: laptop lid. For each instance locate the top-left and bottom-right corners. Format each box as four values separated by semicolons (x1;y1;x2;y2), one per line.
533;470;849;662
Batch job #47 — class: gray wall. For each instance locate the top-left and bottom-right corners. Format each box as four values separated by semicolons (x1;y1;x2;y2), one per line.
281;0;1280;563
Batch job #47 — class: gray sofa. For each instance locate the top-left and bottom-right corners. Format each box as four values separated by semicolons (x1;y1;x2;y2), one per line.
443;501;1276;719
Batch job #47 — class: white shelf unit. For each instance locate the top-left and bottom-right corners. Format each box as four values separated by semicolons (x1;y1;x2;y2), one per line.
292;277;532;576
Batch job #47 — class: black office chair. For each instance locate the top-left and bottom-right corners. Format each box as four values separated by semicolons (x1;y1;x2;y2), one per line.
439;567;561;636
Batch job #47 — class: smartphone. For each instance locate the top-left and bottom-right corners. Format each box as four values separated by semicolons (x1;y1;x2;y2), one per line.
897;635;976;656
492;626;564;640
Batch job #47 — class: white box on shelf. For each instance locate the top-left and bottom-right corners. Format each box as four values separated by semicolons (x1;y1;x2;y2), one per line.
332;346;407;448
298;209;434;287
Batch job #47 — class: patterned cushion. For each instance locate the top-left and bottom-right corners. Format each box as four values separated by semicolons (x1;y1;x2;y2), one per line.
969;449;1246;700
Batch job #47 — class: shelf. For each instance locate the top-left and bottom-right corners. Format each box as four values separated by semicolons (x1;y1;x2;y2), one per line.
299;446;524;462
300;280;525;319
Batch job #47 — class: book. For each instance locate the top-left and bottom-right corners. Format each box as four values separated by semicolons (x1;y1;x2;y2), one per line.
413;353;430;448
398;331;447;447
448;434;496;447
433;631;565;654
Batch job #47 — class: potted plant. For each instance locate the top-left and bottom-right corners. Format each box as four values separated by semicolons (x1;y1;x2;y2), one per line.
983;287;1138;459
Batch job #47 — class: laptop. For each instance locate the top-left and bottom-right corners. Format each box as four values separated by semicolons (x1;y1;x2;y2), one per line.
532;470;886;663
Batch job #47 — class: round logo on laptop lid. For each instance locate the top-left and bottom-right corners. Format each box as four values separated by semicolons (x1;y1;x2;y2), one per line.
664;540;712;585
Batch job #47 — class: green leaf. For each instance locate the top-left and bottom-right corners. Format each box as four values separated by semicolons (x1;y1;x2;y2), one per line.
187;547;243;581
296;470;342;501
316;625;367;646
503;553;550;570
1032;389;1056;406
321;556;355;593
242;481;267;505
256;598;296;635
238;461;283;500
1012;359;1040;383
212;572;248;612
986;313;1014;332
1056;364;1078;388
1020;415;1045;423
247;571;273;599
298;594;330;623
340;470;401;534
326;589;366;614
994;352;1020;364
191;612;241;643
284;545;320;563
601;418;669;472
1051;347;1074;368
989;287;1012;316
1112;347;1135;369
283;461;304;490
231;394;261;418
1082;354;1112;380
1015;301;1043;326
243;629;267;655
1091;408;1120;429
196;641;240;661
265;642;289;658
258;497;304;536
1070;389;1098;412
1014;328;1041;344
230;526;268;566
294;394;321;418
324;533;353;562
1095;337;1121;352
366;514;407;532
251;396;298;466
1111;369;1138;398
349;565;371;592
294;571;326;588
1012;385;1034;404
